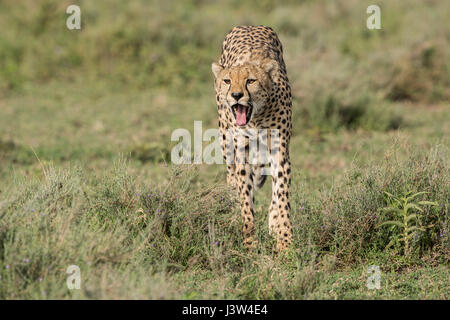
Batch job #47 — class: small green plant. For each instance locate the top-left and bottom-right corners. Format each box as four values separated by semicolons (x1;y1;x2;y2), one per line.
377;191;438;258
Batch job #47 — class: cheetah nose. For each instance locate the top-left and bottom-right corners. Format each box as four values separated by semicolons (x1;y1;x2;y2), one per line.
231;92;244;101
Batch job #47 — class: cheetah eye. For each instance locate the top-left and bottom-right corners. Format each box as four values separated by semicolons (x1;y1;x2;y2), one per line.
247;79;256;84
223;79;231;84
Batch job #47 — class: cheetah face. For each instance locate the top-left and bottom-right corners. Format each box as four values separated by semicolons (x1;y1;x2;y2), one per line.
212;60;275;126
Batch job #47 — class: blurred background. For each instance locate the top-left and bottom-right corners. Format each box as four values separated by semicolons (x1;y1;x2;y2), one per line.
0;0;448;183
0;0;448;299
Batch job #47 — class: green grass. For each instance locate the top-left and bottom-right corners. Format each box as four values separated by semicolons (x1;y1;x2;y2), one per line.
0;0;449;299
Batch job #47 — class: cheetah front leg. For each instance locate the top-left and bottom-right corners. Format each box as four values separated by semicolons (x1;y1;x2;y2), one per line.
221;127;256;249
219;126;237;187
268;136;293;251
235;161;256;249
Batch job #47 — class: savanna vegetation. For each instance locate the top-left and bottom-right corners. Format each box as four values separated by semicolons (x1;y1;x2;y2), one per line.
0;0;448;299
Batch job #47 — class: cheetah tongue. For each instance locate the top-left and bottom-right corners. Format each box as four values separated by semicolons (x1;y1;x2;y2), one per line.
235;105;247;126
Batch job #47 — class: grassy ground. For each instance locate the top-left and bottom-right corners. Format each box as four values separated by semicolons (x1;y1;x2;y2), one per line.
0;0;449;299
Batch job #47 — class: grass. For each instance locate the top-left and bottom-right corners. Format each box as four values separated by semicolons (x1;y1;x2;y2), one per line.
0;148;448;299
0;0;449;299
376;191;439;258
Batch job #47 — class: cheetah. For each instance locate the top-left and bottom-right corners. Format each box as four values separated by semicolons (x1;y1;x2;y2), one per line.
211;26;293;251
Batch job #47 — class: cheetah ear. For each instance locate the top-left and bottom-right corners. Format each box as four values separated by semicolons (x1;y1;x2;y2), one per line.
211;62;223;79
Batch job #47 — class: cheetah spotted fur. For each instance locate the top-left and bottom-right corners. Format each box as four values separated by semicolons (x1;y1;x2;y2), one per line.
211;26;293;251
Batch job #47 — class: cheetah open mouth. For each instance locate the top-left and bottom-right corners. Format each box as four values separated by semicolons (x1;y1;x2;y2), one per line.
231;104;252;126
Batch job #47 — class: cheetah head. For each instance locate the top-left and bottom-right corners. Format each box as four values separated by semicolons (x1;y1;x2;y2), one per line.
212;60;276;127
